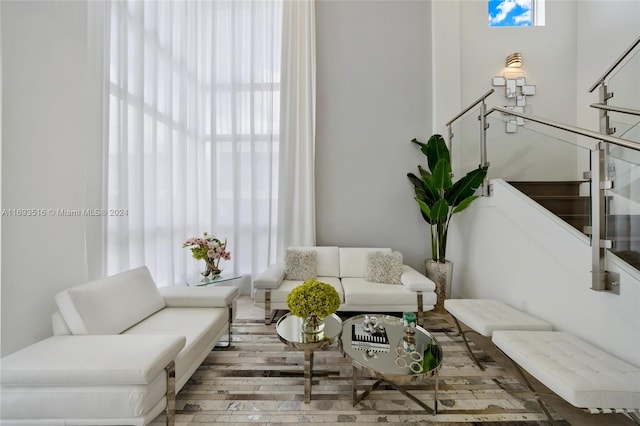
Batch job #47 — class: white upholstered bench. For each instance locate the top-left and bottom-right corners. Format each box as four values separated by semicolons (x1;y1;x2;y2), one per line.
493;330;640;423
444;299;553;370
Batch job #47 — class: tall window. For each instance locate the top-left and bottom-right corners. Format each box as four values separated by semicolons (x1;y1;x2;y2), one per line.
107;1;283;286
489;0;545;27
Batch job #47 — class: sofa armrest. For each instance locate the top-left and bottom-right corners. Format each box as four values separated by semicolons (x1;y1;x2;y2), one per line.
159;286;238;308
253;263;285;289
400;265;436;292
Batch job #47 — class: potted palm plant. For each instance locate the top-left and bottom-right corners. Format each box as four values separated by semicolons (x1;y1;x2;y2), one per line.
407;134;488;311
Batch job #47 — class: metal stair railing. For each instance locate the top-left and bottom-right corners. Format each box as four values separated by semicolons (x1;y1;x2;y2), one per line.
587;35;640;292
588;35;640;94
484;106;640;295
445;88;494;195
443;38;639;295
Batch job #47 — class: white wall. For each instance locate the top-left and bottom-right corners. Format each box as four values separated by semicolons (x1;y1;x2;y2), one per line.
1;1;89;356
315;0;433;270
435;0;581;182
576;1;640;131
449;179;640;366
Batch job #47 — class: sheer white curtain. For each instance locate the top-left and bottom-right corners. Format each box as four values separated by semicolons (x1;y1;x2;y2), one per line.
107;0;289;286
277;0;316;252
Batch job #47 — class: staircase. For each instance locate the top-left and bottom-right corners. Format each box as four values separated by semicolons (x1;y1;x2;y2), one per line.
508;181;590;233
509;180;640;269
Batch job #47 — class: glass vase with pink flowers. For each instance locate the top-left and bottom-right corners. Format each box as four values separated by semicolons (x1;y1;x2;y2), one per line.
183;232;231;277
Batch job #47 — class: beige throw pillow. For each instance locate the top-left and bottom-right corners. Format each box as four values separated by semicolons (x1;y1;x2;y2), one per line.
365;251;403;284
284;249;317;281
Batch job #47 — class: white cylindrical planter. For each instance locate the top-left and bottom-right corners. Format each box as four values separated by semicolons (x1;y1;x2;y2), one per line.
425;259;453;313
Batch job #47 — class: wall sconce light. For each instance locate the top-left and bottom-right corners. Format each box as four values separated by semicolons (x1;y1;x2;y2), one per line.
506;52;522;68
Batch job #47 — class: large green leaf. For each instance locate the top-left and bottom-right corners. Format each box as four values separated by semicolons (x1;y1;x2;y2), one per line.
452;195;479;213
425;134;450;172
432;159;452;191
407;171;437;206
445;166;487;207
430;198;450;222
415;198;433;224
417;165;430;180
421;174;439;204
407;172;424;192
408;173;433;223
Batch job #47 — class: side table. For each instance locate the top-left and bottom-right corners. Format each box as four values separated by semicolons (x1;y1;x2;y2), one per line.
339;314;443;413
184;272;242;287
275;313;343;402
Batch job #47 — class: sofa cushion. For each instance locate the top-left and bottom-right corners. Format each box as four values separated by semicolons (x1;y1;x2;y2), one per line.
288;246;340;277
284;248;317;280
123;307;229;391
55;266;166;335
445;299;552;336
365;251;403;284
492;331;640;409
339;248;391;278
342;277;425;305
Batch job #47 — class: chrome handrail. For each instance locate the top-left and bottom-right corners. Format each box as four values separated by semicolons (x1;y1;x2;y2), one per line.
445;89;495;126
590;103;640;117
486;106;640;152
588;35;640;93
486;105;640;293
447;89;494;183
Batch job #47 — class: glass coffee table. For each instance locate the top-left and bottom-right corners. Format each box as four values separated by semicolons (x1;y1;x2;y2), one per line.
275;313;343;403
339;314;443;413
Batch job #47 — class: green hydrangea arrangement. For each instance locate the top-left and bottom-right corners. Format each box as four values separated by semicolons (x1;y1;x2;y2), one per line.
286;279;341;318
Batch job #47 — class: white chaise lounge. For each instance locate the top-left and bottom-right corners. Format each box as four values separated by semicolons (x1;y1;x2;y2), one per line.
0;266;238;425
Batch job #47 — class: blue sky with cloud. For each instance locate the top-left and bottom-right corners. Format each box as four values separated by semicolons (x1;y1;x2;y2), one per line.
489;0;532;27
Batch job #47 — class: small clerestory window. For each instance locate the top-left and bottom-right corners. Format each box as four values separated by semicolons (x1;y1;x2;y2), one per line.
489;0;545;27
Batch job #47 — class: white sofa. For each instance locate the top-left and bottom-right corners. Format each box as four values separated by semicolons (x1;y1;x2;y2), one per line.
253;247;437;325
0;266;238;426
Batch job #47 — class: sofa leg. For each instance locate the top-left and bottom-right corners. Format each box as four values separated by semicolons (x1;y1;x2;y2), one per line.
416;292;424;327
165;360;176;426
265;290;272;325
228;303;233;344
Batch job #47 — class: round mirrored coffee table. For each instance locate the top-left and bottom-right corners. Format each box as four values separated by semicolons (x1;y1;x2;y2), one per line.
275;313;343;403
340;314;443;413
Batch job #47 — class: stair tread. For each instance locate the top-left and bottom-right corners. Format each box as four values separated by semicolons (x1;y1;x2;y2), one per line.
510;180;589;184
530;195;589;200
